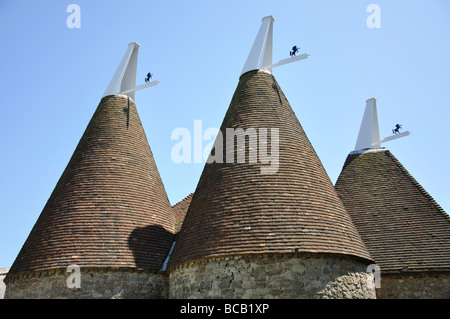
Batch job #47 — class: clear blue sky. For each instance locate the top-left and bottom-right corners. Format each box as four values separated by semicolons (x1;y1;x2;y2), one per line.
1;0;449;268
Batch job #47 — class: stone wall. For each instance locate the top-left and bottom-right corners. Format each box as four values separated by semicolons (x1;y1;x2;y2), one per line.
5;258;449;299
376;273;450;299
4;267;168;299
0;268;10;299
168;253;376;299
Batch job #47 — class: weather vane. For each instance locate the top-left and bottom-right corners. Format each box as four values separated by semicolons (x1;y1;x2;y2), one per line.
103;42;159;101
241;16;309;76
354;98;411;152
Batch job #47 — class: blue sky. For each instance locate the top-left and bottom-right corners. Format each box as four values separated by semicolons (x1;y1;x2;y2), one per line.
1;0;449;268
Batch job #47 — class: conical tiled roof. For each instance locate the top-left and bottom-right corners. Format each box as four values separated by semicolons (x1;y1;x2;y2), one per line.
8;94;175;275
168;70;372;267
335;149;450;274
172;193;193;233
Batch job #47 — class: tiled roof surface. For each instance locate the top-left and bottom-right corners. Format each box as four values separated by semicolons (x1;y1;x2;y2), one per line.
7;95;175;276
168;70;372;267
172;193;193;233
335;149;450;274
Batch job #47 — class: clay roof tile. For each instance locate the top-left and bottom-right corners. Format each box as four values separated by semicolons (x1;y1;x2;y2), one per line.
8;95;175;276
168;71;373;267
335;149;450;274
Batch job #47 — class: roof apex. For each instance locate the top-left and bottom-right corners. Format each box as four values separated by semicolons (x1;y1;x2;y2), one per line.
241;16;309;77
354;98;381;150
103;43;159;101
241;16;274;75
168;70;373;267
354;98;411;152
